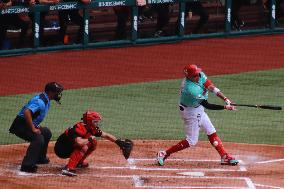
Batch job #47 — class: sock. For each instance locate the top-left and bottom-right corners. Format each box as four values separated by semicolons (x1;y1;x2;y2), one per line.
67;149;84;170
166;139;190;156
208;132;226;158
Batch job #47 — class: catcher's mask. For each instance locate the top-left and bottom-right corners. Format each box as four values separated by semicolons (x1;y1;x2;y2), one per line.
183;64;201;79
45;82;64;104
82;110;103;129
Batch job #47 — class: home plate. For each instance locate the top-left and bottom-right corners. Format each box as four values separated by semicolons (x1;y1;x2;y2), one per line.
177;172;205;176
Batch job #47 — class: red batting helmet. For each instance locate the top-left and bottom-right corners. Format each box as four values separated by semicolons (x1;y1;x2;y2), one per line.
82;110;102;128
183;64;202;78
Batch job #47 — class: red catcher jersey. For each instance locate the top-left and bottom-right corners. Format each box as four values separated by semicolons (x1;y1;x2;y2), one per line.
64;122;102;142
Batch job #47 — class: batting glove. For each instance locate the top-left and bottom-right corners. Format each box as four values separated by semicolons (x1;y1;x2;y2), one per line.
224;105;236;111
224;97;232;105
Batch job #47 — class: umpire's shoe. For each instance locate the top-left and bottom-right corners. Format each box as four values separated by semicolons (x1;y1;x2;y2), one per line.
20;165;38;173
37;157;50;164
62;167;77;177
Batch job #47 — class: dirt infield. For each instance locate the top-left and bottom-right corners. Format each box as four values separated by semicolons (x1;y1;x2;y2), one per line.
0;140;283;189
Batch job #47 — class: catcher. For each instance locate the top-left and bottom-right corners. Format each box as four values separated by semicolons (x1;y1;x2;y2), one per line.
54;110;133;176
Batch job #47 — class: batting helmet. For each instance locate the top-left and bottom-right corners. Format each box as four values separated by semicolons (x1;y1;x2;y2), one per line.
183;64;202;79
82;110;102;128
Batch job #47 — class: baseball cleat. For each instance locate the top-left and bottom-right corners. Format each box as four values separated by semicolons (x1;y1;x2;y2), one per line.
221;154;239;166
156;151;167;166
62;168;77;177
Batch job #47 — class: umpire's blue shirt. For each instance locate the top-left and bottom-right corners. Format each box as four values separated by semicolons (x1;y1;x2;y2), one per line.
18;92;50;128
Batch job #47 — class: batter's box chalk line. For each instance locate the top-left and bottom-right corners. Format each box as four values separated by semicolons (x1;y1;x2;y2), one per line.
94;158;247;172
130;175;256;189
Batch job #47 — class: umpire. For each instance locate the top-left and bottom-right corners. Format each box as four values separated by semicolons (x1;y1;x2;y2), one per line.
9;82;64;173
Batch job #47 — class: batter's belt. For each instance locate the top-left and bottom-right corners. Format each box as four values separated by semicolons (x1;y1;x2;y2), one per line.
179;103;200;111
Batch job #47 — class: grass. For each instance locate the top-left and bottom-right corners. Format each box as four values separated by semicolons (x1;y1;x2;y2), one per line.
0;69;283;145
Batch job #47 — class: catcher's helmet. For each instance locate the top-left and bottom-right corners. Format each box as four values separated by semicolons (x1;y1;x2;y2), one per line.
45;82;64;104
82;110;102;128
183;64;201;78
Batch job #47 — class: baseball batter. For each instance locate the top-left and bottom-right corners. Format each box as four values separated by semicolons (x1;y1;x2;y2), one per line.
54;110;133;176
156;64;239;166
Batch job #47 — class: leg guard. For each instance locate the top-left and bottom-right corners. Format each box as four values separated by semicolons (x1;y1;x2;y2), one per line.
208;132;226;158
78;140;97;168
67;148;84;170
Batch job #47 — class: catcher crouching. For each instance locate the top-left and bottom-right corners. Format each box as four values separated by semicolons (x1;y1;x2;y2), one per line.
54;110;133;177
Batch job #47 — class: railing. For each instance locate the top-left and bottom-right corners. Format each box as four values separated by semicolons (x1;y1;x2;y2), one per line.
0;0;283;56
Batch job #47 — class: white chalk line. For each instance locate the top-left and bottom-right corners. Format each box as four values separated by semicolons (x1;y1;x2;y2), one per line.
128;158;253;189
255;159;284;164
135;186;249;189
254;183;284;189
133;158;220;162
1;157;254;188
133;175;144;187
5;167;257;189
244;177;256;189
119;158;247;172
93;166;244;172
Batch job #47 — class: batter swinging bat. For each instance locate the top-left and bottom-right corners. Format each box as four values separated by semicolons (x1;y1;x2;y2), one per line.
231;103;282;110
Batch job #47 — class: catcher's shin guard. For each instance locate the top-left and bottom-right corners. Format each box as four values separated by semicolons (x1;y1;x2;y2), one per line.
67;149;84;169
77;140;96;168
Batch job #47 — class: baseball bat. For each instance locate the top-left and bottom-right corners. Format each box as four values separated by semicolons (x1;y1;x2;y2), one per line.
231;103;282;110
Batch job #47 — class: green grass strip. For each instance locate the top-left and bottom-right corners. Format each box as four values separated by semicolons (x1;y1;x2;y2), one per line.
0;69;283;145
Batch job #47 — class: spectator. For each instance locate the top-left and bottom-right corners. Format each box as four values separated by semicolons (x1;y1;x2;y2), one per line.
29;0;60;46
113;0;147;40
113;6;130;40
231;0;246;31
9;82;64;173
58;0;90;44
176;1;209;34
152;3;170;37
264;0;283;26
0;0;29;49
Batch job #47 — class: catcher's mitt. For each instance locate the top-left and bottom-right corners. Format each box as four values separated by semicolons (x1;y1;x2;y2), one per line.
115;139;133;159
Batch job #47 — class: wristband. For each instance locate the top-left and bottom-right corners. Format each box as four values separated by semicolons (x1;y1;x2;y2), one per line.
212;87;220;95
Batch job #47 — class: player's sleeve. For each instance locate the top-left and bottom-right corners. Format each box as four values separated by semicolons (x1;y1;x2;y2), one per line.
204;79;213;89
201;100;224;110
26;99;45;114
199;72;213;89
